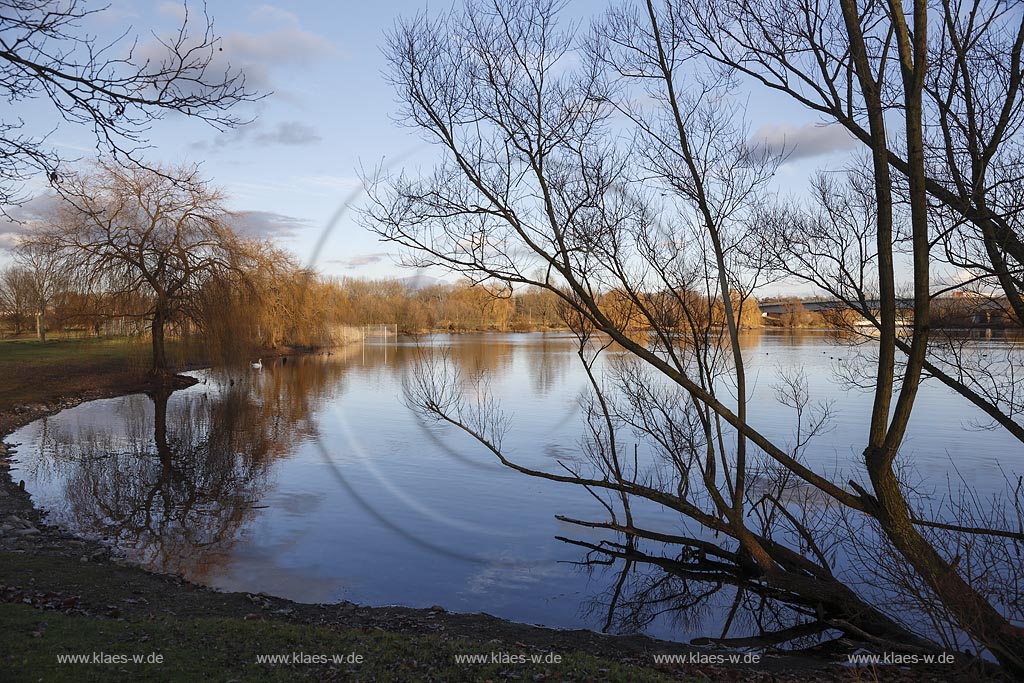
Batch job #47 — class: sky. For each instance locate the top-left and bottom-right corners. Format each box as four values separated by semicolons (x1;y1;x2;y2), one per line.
0;0;863;292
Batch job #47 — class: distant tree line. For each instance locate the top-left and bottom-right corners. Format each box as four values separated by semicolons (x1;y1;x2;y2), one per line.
1;174;767;364
1;245;759;343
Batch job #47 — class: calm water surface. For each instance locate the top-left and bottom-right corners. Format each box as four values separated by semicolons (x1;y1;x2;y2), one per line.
9;331;1023;642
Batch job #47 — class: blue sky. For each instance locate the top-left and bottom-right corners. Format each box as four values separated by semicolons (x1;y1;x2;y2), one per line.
1;1;862;291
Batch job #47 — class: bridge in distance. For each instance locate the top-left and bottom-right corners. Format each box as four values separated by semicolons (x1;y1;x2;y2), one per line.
757;299;912;315
757;296;1008;325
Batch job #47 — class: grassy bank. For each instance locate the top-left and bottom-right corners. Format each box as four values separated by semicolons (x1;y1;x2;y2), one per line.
0;337;156;413
1;602;672;683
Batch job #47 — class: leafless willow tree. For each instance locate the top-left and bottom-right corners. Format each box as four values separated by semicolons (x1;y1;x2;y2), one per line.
0;263;32;334
683;0;1024;439
31;160;250;377
0;0;259;206
13;238;66;340
680;0;1024;668
362;0;1024;674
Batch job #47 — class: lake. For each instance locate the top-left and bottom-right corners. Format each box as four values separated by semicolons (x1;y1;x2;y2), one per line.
8;330;1023;643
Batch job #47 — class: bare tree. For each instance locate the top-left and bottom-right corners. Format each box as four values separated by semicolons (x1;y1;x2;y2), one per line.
34;160;248;378
680;0;1024;667
680;0;1024;317
0;0;259;205
0;263;32;334
13;238;66;340
363;0;1024;674
681;0;1024;437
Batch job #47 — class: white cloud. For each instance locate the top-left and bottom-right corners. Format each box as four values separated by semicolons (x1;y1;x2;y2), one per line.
218;26;336;92
254;121;322;146
136;6;337;96
327;252;391;269
748;122;859;161
3;200;311;250
229;210;311;239
0;193;62;252
193;120;322;149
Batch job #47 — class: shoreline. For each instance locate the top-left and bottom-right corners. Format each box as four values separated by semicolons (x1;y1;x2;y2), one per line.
0;350;991;681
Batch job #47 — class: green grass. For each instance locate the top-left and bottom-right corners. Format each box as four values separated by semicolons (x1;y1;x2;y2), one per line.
0;335;147;364
0;603;676;682
0;336;180;411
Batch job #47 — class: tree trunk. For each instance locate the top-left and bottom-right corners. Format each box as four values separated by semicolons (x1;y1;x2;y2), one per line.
151;307;169;376
35;311;46;342
869;465;1024;675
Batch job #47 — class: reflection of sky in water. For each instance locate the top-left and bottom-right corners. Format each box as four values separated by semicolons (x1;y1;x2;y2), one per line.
9;331;1023;642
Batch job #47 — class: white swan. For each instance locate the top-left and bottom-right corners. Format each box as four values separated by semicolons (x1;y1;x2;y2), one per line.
250;358;263;370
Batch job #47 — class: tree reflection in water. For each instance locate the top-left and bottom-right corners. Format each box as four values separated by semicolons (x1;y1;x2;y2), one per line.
37;352;355;581
580;551;834;651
